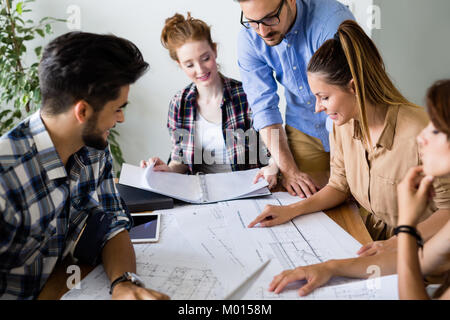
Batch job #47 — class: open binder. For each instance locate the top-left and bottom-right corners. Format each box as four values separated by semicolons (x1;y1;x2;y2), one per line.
118;163;271;204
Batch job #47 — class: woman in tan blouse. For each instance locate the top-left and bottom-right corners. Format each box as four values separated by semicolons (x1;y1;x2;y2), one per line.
266;80;450;299
248;20;450;243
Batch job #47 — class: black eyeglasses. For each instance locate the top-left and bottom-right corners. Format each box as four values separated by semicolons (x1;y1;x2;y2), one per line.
240;0;286;30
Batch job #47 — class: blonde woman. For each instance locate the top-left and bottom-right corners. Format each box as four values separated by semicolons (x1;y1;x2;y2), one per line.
249;20;450;248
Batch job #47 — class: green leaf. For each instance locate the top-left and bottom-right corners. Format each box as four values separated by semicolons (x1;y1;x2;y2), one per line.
13;109;22;118
45;24;52;34
36;29;44;38
34;46;41;57
16;2;23;15
3;118;13;129
0;109;12;119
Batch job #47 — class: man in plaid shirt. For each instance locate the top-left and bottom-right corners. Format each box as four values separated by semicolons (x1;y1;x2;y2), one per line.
0;32;169;300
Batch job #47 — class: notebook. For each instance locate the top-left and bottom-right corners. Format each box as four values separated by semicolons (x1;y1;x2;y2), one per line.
118;163;271;204
115;183;174;212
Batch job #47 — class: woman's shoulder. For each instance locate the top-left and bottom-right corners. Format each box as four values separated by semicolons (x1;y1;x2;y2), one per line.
169;82;197;108
396;104;430;134
222;75;245;95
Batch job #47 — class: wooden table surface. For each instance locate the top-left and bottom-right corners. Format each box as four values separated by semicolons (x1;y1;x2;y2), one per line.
38;173;372;300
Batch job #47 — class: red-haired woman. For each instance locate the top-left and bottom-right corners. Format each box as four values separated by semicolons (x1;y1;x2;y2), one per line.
141;13;278;188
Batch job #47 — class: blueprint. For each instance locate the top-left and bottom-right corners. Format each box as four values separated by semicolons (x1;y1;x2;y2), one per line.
62;205;225;300
62;193;398;300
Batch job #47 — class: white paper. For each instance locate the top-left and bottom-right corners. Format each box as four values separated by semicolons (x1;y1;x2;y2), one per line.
203;168;269;202
119;163;269;203
62;193;398;300
221;195;397;299
173;203;265;294
62;208;225;300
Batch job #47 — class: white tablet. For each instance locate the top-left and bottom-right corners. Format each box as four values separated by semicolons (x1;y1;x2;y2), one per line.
129;213;160;243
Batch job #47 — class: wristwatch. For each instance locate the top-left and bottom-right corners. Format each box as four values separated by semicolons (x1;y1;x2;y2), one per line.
110;272;145;294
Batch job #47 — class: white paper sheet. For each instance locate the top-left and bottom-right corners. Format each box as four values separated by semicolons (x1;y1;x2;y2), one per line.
221;195;397;299
173;204;265;294
62;207;225;300
119;163;269;203
62;193;398;300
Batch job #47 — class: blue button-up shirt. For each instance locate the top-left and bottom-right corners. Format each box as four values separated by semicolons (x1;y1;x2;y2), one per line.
237;0;354;152
0;111;131;299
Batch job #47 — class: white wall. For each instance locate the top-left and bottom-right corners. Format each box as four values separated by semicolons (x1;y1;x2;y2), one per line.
371;0;450;105
27;0;379;167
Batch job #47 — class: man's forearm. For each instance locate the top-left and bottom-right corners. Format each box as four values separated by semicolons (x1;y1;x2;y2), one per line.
259;124;297;174
101;230;136;283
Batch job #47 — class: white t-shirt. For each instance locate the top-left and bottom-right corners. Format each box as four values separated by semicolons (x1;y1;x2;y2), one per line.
194;112;232;174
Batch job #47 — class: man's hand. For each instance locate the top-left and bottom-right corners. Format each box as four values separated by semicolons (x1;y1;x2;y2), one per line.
111;281;170;300
357;236;398;257
269;262;334;296
248;204;296;228
397;166;434;227
280;170;318;198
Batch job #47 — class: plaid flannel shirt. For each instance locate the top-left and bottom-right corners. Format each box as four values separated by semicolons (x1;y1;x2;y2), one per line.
167;75;268;173
0;111;131;299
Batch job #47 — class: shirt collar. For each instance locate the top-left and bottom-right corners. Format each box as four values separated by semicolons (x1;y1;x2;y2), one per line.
29;110;67;180
377;105;399;150
285;0;304;38
352;105;400;150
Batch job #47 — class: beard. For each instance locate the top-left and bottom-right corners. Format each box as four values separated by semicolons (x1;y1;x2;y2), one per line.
82;112;109;150
260;31;285;46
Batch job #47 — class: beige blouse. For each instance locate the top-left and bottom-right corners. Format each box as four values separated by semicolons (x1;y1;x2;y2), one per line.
328;104;450;238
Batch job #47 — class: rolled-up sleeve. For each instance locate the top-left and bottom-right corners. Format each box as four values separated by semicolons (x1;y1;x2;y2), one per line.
327;124;350;194
237;30;283;131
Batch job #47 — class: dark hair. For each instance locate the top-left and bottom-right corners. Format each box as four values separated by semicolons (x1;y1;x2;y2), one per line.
307;20;415;147
426;79;450;137
39;31;149;114
161;12;216;62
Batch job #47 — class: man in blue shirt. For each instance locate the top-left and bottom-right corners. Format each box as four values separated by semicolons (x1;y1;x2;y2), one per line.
0;32;169;300
236;0;354;197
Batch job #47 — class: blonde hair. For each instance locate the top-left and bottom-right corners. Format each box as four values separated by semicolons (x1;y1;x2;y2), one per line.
161;12;216;62
308;20;417;147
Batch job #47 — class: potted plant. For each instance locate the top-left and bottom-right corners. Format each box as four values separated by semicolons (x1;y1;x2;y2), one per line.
0;0;125;173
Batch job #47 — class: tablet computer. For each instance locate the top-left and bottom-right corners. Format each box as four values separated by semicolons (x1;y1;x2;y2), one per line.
129;213;160;243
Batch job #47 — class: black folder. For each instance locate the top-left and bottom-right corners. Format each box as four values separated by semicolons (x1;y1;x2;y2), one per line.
116;183;174;212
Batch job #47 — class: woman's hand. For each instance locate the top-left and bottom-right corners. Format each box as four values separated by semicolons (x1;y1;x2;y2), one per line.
357;236;397;257
269;262;334;297
139;157;173;172
397;166;434;227
253;162;279;189
247;204;297;228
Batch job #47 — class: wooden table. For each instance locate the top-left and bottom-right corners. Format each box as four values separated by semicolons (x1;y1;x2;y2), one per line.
38;174;372;300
